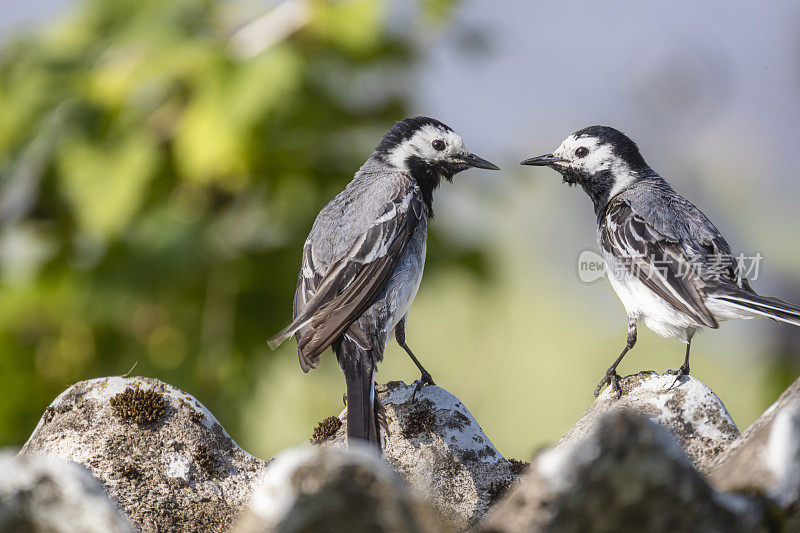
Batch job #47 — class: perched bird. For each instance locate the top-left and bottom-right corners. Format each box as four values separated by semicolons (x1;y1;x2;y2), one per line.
522;126;800;398
269;117;499;446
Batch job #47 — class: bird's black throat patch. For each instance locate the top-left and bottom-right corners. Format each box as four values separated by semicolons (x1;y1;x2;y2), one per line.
555;166;615;218
581;169;615;219
405;155;462;217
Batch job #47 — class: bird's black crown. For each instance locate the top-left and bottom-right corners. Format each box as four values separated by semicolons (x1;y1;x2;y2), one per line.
375;116;453;155
575;125;649;171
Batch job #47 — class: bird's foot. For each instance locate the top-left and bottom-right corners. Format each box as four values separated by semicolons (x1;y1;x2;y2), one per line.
410;372;435;401
594;370;623;399
665;363;690;390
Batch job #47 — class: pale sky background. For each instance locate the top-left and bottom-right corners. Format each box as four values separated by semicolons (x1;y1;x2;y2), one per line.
411;0;800;303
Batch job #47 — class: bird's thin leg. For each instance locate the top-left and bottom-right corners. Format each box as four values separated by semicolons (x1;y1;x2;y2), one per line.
595;317;637;399
395;320;434;400
667;331;693;390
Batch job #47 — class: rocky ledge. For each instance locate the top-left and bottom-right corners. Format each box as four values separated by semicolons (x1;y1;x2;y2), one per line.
20;376;268;531
6;371;800;531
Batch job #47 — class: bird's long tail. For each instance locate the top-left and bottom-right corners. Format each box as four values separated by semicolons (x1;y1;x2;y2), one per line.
716;289;800;327
343;359;380;448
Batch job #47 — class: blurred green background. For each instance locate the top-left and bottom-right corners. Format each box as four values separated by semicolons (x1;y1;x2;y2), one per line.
1;0;799;461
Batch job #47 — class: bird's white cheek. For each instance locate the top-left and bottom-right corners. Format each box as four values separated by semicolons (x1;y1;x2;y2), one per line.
607;160;634;199
388;145;416;169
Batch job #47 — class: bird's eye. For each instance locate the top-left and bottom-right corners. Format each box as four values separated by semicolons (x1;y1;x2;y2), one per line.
432;140;446;151
575;147;589;158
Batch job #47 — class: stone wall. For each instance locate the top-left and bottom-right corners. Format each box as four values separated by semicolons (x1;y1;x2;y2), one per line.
6;371;800;531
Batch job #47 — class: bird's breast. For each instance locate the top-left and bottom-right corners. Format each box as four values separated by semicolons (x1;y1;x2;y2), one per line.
602;250;699;341
384;221;427;332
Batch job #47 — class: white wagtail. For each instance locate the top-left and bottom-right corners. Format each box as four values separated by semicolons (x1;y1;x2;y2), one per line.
522;126;800;398
269;117;499;446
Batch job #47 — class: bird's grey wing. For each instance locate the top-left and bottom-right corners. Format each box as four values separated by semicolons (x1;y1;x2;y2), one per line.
269;187;424;371
624;181;747;289
290;240;321;352
601;199;718;328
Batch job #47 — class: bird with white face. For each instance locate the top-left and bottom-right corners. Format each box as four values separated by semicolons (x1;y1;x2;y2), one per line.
269;116;499;447
522;126;800;398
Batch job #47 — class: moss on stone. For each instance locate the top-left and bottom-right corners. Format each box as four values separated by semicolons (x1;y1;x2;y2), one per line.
508;458;530;475
194;444;219;477
121;463;141;480
110;386;167;425
487;479;513;504
310;416;342;444
189;409;206;424
402;406;436;439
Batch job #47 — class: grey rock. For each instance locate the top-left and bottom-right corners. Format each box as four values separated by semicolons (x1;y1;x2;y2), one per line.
706;375;800;512
0;450;132;533
480;411;764;533
562;371;739;471
21;376;269;532
319;381;521;529
233;444;447;533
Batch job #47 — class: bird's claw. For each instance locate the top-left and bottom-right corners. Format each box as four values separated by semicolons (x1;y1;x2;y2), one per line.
595;370;622;399
410;373;435;401
410;370;435;401
666;363;690;390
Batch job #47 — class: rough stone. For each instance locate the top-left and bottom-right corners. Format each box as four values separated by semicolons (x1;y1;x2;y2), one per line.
0;451;132;533
21;376;269;532
561;371;739;470
233;444;447;533
480;411;765;533
706;375;800;516
320;381;520;528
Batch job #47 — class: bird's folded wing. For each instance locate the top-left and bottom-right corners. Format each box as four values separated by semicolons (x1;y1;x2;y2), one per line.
601;200;718;328
268;188;424;370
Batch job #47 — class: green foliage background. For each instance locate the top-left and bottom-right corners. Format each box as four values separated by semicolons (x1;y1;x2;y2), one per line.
0;0;472;447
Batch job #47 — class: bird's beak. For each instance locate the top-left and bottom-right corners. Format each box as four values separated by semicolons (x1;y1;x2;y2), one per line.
457;152;501;171
520;154;566;167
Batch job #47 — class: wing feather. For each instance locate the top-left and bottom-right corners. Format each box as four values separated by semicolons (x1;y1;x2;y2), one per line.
601;199;718;328
269;186;424;371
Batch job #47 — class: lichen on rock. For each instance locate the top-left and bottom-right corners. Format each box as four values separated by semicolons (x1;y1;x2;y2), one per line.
481;411;766;532
706;375;800;527
20;371;795;531
562;371;739;470
233;445;447;532
401;402;437;438
21;376;269;532
0;451;132;533
321;381;520;529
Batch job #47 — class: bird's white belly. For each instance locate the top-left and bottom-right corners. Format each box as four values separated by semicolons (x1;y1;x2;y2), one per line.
391;252;425;330
384;225;427;334
604;256;698;342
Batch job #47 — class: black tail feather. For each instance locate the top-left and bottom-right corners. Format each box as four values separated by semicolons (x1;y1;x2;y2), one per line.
344;362;379;447
717;290;800;327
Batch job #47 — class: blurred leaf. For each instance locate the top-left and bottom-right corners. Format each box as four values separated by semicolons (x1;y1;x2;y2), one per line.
419;0;460;26
57;132;159;242
174;47;302;187
0;0;460;451
309;0;384;54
